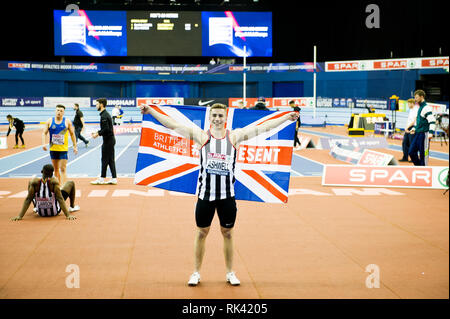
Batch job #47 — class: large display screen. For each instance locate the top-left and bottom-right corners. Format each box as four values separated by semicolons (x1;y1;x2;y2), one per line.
53;10;272;57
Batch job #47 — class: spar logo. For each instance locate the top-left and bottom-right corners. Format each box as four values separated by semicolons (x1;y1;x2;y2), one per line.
374;60;407;69
421;58;449;68
438;168;449;188
328;62;359;71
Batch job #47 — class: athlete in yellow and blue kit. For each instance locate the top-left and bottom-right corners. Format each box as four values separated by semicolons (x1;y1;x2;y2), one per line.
42;104;78;185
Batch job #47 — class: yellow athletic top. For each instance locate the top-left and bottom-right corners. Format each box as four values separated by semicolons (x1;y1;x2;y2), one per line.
49;117;69;152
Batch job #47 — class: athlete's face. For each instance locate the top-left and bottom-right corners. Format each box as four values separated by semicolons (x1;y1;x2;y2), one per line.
55;107;65;119
414;94;424;104
210;109;227;128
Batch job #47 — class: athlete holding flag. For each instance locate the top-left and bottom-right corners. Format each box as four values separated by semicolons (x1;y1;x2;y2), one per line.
140;103;298;286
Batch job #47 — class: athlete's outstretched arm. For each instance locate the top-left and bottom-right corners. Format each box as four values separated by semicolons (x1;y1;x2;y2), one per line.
231;112;299;147
42;119;50;151
139;104;208;145
11;180;36;221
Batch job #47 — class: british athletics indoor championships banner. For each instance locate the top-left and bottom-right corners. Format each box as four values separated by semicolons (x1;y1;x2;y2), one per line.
134;105;296;203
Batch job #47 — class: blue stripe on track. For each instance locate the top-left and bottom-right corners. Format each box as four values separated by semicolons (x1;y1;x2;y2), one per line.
291;153;324;176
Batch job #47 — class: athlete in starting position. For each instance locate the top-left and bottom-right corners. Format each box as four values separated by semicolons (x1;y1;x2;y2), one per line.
140;102;298;286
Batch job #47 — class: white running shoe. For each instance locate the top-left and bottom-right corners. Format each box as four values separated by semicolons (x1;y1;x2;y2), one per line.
108;178;118;185
188;272;201;286
33;207;38;214
90;178;106;185
226;272;240;286
69;205;80;212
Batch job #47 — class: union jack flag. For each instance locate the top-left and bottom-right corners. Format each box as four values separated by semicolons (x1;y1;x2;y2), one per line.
134;104;296;203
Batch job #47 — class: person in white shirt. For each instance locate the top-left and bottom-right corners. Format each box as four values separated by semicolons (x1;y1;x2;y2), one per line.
399;98;418;162
111;105;120;125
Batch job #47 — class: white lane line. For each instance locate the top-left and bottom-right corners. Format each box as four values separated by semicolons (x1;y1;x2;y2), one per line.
115;136;139;161
67;143;102;167
0;144;46;162
0;153;49;176
0;137;94;175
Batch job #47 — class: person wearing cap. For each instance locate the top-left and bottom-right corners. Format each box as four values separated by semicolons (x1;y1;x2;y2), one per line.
10;164;79;221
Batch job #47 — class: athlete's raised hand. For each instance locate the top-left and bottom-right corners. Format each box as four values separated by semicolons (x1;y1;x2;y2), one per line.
289;111;300;121
139;103;150;114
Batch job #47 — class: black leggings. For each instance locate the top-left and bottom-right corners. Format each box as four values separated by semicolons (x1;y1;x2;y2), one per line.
101;138;117;178
15;129;25;145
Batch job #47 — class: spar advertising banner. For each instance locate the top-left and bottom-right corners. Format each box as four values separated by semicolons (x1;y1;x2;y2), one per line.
0;97;43;107
325;57;449;72
322;165;449;189
273;97;314;108
228;98;272;108
136;97;184;106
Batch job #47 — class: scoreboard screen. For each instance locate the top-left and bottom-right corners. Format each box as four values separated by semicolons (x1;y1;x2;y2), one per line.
53;10;272;57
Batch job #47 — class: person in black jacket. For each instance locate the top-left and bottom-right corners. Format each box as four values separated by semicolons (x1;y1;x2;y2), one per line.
6;114;25;148
289;100;302;149
249;97;270;110
90;98;117;185
72;103;89;147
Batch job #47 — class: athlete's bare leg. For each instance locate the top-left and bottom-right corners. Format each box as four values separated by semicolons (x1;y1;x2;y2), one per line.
194;226;210;273
59;159;67;185
61;181;76;208
51;159;61;184
221;226;234;273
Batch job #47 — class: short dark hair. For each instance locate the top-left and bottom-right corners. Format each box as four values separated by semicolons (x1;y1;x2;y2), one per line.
56;104;65;110
289;100;295;105
41;164;54;178
96;98;107;107
74;103;79;107
6;114;12;119
414;90;426;98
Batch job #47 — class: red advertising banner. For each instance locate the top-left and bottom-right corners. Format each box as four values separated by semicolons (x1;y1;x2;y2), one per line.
228;98;273;108
322;165;448;189
373;60;408;69
137;97;184;106
421;58;449;68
